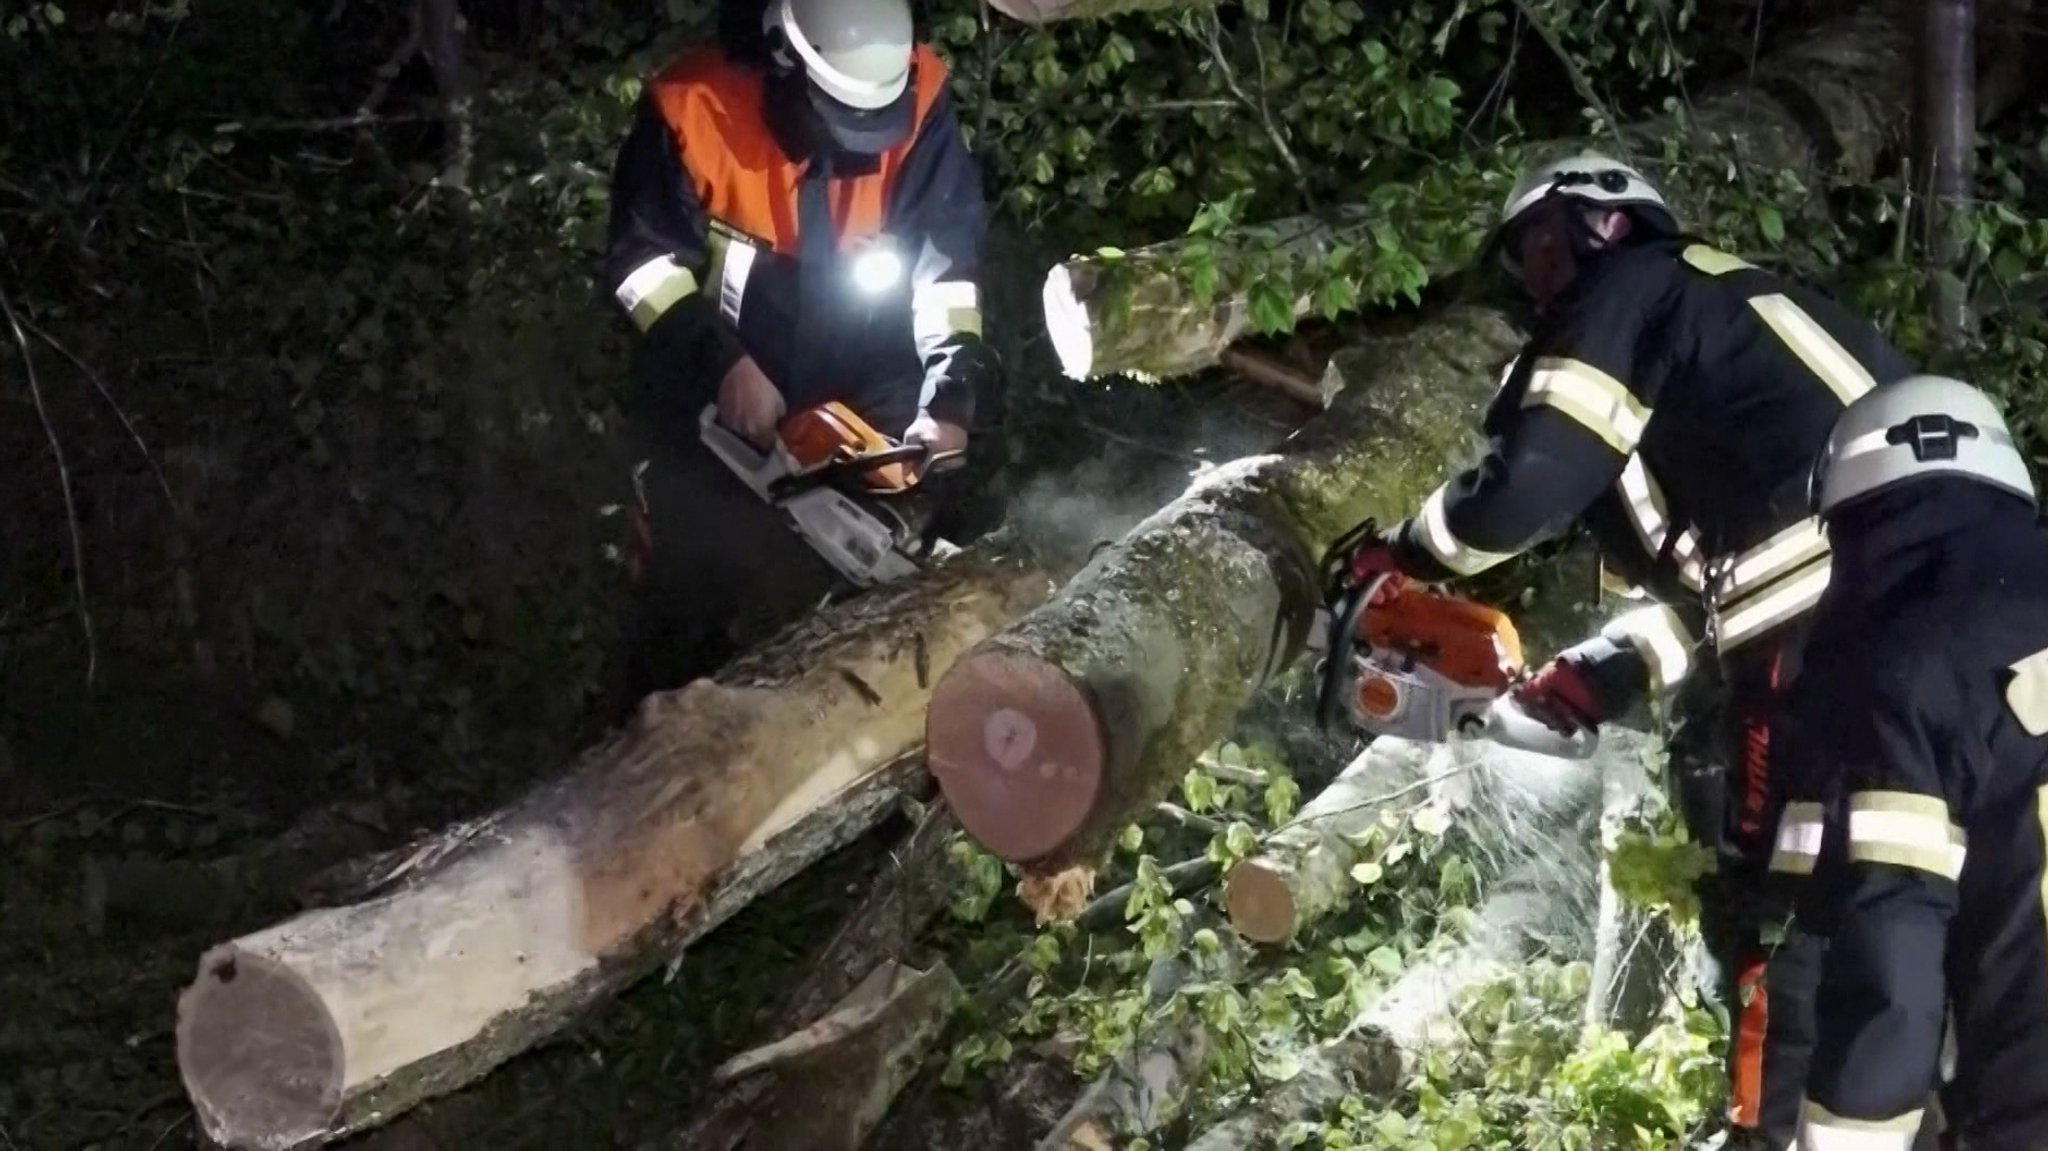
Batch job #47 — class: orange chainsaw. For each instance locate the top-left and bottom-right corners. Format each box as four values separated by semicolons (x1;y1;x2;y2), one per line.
699;401;963;589
1311;542;1597;760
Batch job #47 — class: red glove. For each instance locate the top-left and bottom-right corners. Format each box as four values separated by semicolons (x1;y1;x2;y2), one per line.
1340;536;1410;606
1510;656;1605;736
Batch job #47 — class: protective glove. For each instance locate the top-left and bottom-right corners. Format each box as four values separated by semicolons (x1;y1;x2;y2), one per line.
1509;654;1607;737
904;412;969;477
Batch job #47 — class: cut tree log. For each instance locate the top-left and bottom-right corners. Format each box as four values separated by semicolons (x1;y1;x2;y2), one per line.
1041;8;1914;382
1225;738;1468;945
931;7;1919;874
662;959;963;1151
172;546;1060;1151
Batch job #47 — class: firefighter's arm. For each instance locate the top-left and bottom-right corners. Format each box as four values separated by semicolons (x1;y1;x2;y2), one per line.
603;93;748;401
1797;658;1961;1150
1386;267;1673;584
890;88;994;434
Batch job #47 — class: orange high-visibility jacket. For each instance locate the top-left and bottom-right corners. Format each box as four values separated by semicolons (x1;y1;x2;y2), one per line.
604;42;989;437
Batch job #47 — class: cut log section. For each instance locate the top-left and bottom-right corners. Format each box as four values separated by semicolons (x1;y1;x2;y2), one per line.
929;305;1527;872
1041;9;1915;382
174;548;1059;1151
1225;739;1462;944
937;7;1918;873
665;960;962;1151
1042;208;1376;383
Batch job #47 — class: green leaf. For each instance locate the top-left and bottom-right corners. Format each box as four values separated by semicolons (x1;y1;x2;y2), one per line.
1366;945;1404;978
1350;860;1384;885
1248;281;1295;335
1757;204;1785;245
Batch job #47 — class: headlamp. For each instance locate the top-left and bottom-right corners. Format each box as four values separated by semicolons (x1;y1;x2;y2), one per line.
851;243;904;295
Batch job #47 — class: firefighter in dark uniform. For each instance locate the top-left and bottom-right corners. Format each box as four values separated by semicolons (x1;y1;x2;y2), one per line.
1333;151;1916;1148
602;0;995;704
1781;376;2048;1151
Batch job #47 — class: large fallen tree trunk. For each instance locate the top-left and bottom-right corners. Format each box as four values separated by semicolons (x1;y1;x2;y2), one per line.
929;8;1916;873
1042;8;1913;382
172;547;1059;1151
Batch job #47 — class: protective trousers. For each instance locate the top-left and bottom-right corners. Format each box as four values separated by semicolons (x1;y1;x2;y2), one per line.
611;419;840;716
1666;632;1822;1149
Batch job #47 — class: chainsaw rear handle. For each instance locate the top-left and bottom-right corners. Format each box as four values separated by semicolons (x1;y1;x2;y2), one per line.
769;443;964;500
1314;571;1392;734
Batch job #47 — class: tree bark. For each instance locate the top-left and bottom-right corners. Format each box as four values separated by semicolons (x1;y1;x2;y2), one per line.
1915;0;1977;359
988;0;1209;25
661;960;963;1151
771;802;965;1032
173;547;1059;1151
1043;9;1913;382
929;8;1918;874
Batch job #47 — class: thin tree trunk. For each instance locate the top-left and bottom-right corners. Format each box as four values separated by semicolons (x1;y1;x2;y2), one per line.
1917;0;1978;360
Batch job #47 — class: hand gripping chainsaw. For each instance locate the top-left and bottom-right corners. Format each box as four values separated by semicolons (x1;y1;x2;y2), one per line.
1310;527;1598;760
700;402;964;590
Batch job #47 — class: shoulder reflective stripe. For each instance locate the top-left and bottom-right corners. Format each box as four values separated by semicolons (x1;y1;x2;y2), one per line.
1714;516;1830;605
1416;484;1517;577
1520;356;1650;454
1770;801;1826;875
1615;455;1705;590
2007;646;2048;736
1747;294;1879;406
615;256;701;332
1797;1101;1926;1150
1713;555;1830;652
1603;603;1694;690
1680;244;1756;276
1847;791;1965;881
716;234;759;327
913;280;982;349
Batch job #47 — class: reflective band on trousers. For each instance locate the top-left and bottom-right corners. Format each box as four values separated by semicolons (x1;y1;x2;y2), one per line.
615;255;700;332
1602;603;1694;690
1797;1100;1925;1151
913;280;982;348
1847;791;1966;881
1770;800;1826;876
1615;454;1705;591
1520;356;1651;455
1416;484;1517;576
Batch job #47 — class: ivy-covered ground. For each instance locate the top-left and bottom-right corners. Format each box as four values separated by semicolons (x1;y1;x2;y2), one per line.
4;0;2047;1148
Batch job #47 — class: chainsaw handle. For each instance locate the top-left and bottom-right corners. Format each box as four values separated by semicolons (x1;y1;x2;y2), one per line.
1314;571;1393;734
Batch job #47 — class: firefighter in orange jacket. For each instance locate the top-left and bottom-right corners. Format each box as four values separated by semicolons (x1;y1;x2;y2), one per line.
602;0;994;703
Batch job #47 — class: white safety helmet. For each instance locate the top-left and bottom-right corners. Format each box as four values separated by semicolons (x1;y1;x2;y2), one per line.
1496;152;1674;277
764;0;913;111
1810;374;2038;518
